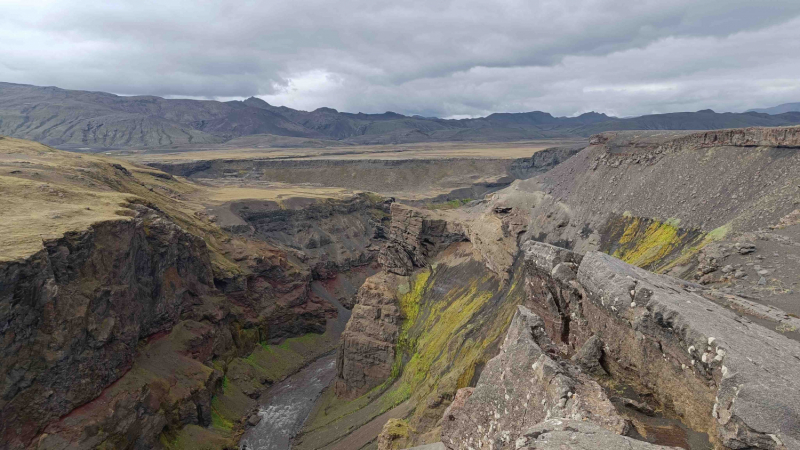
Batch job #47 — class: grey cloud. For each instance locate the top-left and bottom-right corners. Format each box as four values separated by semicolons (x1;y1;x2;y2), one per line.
1;0;799;117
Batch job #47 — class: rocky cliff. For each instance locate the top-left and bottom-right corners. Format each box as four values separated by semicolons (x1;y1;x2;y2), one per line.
440;241;800;449
441;305;628;449
334;204;469;397
0;137;382;449
328;128;800;449
378;203;467;276
335;272;401;399
223;193;391;280
0;204;214;448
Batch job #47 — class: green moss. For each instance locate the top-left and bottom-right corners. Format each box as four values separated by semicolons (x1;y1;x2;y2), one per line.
612;218;684;268
242;329;337;383
604;215;705;271
380;419;413;449
392;270;431;378
660;223;732;274
298;259;526;448
706;223;731;241
363;192;386;203
210;408;234;431
161;424;234;450
383;262;524;417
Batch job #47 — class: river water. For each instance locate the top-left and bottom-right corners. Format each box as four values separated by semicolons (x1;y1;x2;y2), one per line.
238;353;338;450
239;281;351;450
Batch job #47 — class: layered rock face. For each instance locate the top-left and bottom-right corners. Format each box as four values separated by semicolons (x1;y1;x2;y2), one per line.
379;203;466;275
486;126;800;264
335;272;401;399
223;193;391;280
590;125;800;152
441;305;628;449
0;205;214;448
439;241;800;449
336;204;471;399
507;145;584;179
519;241;800;449
515;420;677;450
0;201;349;449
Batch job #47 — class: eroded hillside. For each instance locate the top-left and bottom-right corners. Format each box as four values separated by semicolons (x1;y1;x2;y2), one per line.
3;126;800;450
303;126;800;450
0;137;392;449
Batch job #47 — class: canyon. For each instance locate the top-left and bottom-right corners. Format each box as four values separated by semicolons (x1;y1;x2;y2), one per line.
2;125;800;450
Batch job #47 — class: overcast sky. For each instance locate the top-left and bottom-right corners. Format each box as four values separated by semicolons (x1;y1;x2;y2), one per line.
2;0;800;118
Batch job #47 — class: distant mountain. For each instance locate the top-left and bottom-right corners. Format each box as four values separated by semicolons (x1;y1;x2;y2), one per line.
2;82;800;150
747;102;800;115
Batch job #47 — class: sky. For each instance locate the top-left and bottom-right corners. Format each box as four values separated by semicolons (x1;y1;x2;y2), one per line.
1;0;800;118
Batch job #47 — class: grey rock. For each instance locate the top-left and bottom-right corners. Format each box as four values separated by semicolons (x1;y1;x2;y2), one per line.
441;306;627;450
738;243;757;255
517;419;678;449
335;273;401;399
247;414;261;427
402;444;446;450
574;247;800;449
570;335;608;376
617;397;656;416
378;204;466;276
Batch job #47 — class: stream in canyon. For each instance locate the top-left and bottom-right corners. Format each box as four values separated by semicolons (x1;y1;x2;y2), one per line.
238;282;352;450
238;353;338;450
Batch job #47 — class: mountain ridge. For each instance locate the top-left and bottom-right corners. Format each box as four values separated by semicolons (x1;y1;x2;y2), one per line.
4;81;800;150
747;101;800;115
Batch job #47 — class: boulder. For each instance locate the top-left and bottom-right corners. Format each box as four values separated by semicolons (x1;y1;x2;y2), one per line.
517;419;678;449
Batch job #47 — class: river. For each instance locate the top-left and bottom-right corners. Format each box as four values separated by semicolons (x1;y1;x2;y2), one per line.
238;280;351;450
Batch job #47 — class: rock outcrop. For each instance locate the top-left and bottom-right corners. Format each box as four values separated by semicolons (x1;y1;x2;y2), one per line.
508;145;584;179
521;241;800;449
223;193;392;280
0;138;378;449
439;241;800;449
379;204;466;275
335;272;401;399
516;419;677;450
0;205;215;449
591;126;800;153
441;305;628;449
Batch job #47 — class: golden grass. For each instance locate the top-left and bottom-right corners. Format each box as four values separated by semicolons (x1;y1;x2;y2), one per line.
124;139;586;163
0;175;132;261
0;136;361;261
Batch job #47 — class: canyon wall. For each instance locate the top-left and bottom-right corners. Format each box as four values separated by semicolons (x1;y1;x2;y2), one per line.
441;241;800;449
0;205;214;448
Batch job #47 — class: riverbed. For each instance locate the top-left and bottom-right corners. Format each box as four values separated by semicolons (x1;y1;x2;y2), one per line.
239;280;352;450
238;353;339;450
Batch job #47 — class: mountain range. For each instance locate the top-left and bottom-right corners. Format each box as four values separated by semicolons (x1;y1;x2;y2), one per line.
747;102;800;115
2;81;800;150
